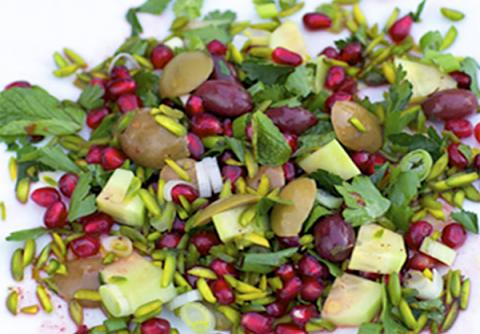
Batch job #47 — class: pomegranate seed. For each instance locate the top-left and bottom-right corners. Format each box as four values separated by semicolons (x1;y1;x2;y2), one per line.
319;46;338;59
76;325;89;334
151;44;174;70
111;66;131;80
351;151;371;174
222;165;244;185
102;147;127;170
172;218;186;233
108;78;137;97
272;47;303;67
388;15;413;43
82;212;114;234
31;187;61;208
278;236;300;247
86;145;105;164
207;39;228;56
300;277;325;302
141;318;171;334
475;123;480;143
442;223;467;248
241;312;273;334
283;162;296;182
338;42;362;65
266;300;288;317
156;232;182;249
59;173;79;198
278;276;302;300
444;119;473;138
190;230;220;255
407;253;437;271
447;143;469;169
90;77;107;90
474;154;480;170
284;133;298;152
276;323;307;334
186;133;205;160
359;271;382;281
5;81;32;90
70;235;100;258
223;119;233;137
276;263;296;282
325;66;346;90
210;259;237;277
324;91;352;113
405;221;433;250
171;184;199;204
29;135;45;143
86;107;109;129
191;113;223;137
367;153;387;175
117;94;141;113
450;71;472;90
210;278;235;304
44;201;68;229
290;304;316;326
185;96;204;116
337;76;358;95
297;255;328;279
303;13;332;30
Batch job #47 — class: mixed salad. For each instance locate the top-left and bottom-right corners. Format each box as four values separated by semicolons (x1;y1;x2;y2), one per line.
2;0;480;333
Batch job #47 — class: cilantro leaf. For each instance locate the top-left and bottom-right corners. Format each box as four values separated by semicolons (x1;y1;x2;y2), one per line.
336;176;391;227
389;133;442;160
357;323;383;334
285;65;314;98
6;227;48;241
424;50;461;73
78;85;104;110
241;59;294;85
68;173;97;222
183;25;231;44
252;112;292;166
134;71;160;107
173;0;204;19
138;0;171;14
296;120;335;157
461;57;480;96
204;10;237;25
242;248;298;273
383;69;413;138
309;169;343;195
0;87;84;136
18;146;82;174
451;210;479;234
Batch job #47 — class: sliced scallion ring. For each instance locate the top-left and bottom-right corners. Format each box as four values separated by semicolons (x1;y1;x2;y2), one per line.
399;149;433;181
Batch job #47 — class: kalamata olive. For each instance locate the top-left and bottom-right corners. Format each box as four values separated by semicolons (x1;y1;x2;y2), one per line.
331;101;383;153
211;56;238;82
194;80;253;117
119;109;189;168
314;213;355;262
271;178;317;237
265;107;318;135
421;89;478;121
160;158;198;186
159;51;214;98
247;166;286;191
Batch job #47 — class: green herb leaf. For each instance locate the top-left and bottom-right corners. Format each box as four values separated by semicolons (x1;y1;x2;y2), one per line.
307;250;342;277
90;114;118;141
134;71;160;107
303;205;331;232
309;169;343;195
6;227;48;241
0;87;84;136
389;133;442;160
241;59;294;85
411;0;427;22
285;65;314;98
424;50;461;73
138;0;171;14
451;210;479;234
336;176;391;227
242;247;298;273
183;25;231;44
419;31;443;52
461;57;480;97
173;0;204;19
296;120;335;157
381;285;408;334
252;112;292;166
78;85;105;110
18;146;82;174
204;9;237;25
126;8;143;36
68;172;97;222
358;323;383;334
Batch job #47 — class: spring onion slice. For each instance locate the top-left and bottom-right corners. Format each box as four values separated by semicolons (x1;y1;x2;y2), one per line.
195;161;213;198
167;289;202;311
404;269;444;300
179;302;216;334
203;157;223;194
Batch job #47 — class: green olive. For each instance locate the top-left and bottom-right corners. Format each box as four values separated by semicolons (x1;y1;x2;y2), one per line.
159;51;214;98
193;194;261;227
160;158;198;186
399;149;433;181
271;178;317;237
331;101;383;153
119;109;189;168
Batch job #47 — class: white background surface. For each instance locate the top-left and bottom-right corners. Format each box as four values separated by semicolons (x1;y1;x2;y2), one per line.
0;0;479;333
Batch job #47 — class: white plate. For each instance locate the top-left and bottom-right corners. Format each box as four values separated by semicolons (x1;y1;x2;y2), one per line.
0;0;479;333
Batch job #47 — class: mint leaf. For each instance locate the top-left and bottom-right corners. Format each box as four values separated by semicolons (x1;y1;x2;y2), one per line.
68;173;97;221
173;0;204;19
357;323;383;334
451;210;479;234
6;227;48;241
461;57;480;97
241;60;294;85
336;176;391;227
18;146;81;174
0;87;84;136
242;248;298;273
252;112;292;166
138;0;171;14
285;65;314;98
78;85;104;110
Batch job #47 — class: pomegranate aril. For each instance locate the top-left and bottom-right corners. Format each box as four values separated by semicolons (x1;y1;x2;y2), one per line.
351;151;371;174
190;230;220;255
185;95;204;116
111;66;131;80
276;323;307;334
90;77;107;90
319;46;338;59
171;184;199;204
337;76;358;95
266;300;288;317
210;259;237;277
474;154;480;170
76;325;89;334
298;254;328;279
338;42;362;65
82;212;114;234
388;15;413;43
447;143;469;169
44;201;68;229
150;44;174;70
290;304;316;326
303;13;332;30
102;147;127;170
207;39;228;56
156;232;182;249
191;113;223;137
359;271;382;281
59;173;79;198
450;71;472;90
324;91;352;113
210;278;235;304
241;312;273;334
278;276;302;300
300;277;324;302
172;218;186;233
141;318;170;334
475;123;480;143
108;78;137;97
272;47;303;67
86;145;105;164
405;220;433;250
117;94;141;113
70;235;100;258
325;66;346;90
444;118;473;138
407;253;437;271
278;236;300;247
5;81;32;90
31;187;61;208
283;133;298;152
223;118;233;137
86;107;109;129
283;162;296;182
186;133;205;160
276;263;296;282
367;153;387;175
442;223;467;249
222;165;244;185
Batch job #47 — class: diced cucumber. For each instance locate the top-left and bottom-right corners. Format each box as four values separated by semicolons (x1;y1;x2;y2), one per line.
96;169;145;227
420;237;457;266
99;253;176;317
348;224;407;274
212;205;255;243
322;273;383;326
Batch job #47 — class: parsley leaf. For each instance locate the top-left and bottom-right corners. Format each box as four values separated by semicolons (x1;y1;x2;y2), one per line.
296;120;335;157
126;8;143;36
451;210;479;234
183;26;231;44
461;57;480;96
134;71;160;107
78;85;104;110
383;69;413;138
424;50;461;73
204;10;237;25
285;65;314;98
0;87;84;136
6;227;48;241
173;0;204;19
241;59;294;85
242;248;298;273
138;0;171;14
309;169;343;195
336;176;391;227
18;146;82;174
389;133;442;160
252;112;292;166
357;323;383;334
68;172;97;222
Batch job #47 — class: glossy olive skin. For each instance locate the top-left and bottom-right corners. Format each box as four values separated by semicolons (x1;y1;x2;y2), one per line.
119;109;189;168
194;80;253;117
211;56;238;82
421;89;478;120
314;213;355;262
265;107;318;135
